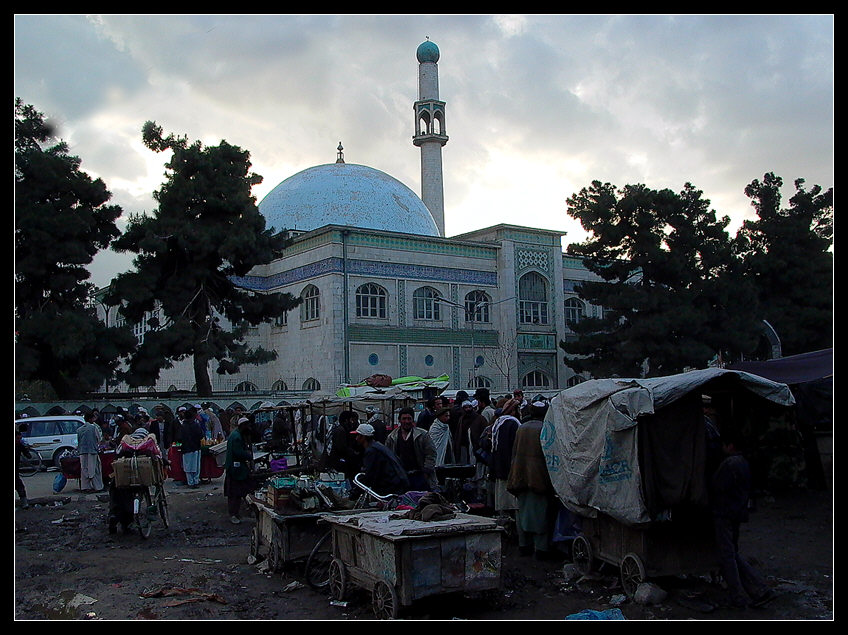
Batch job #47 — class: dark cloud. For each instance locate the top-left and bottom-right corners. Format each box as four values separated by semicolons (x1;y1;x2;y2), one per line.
14;14;833;287
14;15;147;120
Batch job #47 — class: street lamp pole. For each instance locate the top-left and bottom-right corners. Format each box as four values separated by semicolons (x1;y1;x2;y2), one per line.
435;295;515;390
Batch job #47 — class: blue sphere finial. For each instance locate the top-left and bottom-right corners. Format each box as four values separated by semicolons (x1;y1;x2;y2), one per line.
417;38;440;63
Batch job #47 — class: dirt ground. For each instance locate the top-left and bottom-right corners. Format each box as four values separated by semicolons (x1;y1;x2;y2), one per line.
14;469;833;621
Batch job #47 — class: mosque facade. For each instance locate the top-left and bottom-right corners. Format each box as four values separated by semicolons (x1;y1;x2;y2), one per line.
92;39;607;400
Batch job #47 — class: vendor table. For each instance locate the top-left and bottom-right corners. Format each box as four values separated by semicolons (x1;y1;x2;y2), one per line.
321;510;503;618
166;445;225;482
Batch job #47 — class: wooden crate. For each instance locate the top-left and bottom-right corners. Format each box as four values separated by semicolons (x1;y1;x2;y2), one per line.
266;486;292;511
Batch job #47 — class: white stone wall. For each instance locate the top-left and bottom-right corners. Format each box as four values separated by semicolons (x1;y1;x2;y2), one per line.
420;142;445;236
418;62;439;100
94;225;608;395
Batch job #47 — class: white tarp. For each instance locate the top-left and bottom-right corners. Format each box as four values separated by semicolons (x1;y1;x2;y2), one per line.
543;368;795;526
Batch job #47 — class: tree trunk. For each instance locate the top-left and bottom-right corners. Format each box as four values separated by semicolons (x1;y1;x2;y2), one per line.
193;352;213;397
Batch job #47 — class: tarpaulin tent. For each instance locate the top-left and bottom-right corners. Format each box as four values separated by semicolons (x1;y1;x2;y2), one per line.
543;368;796;527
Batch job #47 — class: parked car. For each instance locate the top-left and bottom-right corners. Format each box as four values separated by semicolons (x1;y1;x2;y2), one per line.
15;415;85;468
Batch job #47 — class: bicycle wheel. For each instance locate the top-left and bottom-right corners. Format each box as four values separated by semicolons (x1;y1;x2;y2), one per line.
304;530;332;589
156;486;169;529
19;453;43;477
134;489;153;539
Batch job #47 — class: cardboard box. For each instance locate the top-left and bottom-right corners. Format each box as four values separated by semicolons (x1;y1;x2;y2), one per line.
267;485;292;510
113;456;162;487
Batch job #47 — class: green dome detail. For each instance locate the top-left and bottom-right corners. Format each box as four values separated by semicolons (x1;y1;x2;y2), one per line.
416;40;440;63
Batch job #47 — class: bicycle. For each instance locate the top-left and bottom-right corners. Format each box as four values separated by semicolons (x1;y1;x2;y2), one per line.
18;449;44;477
129;480;169;539
113;454;170;539
303;473;401;590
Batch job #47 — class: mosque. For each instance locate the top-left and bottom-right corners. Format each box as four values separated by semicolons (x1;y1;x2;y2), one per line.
94;39;606;400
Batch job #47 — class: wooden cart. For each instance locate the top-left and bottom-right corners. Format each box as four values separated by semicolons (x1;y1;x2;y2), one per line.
321;510;503;619
246;494;362;575
571;511;717;598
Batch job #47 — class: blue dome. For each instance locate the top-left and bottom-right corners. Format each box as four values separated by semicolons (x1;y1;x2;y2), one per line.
416;40;440;63
258;163;439;237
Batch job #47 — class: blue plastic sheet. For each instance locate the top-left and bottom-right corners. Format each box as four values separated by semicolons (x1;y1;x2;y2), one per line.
53;473;67;493
565;608;626;620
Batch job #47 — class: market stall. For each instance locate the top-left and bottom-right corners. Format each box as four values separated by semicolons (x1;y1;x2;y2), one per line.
249;391;422;474
60;449;117;489
246;469;360;585
166;443;224;482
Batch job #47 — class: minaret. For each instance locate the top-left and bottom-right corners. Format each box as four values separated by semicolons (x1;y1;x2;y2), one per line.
413;38;448;237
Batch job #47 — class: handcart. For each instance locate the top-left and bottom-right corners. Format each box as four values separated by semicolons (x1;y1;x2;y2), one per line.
571;510;716;598
319;476;503;619
544;368;798;599
246;492;360;576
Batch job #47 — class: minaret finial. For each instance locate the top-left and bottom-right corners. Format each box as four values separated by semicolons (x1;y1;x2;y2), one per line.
336;142;345;164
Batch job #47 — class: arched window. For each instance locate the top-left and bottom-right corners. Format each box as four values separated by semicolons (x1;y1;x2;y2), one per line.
356;283;387;319
521;370;551;390
468;375;492;389
302;378;321;392
272;379;288;391
464;290;491;323
301;285;320;322
564;297;585;328
433;111;444;135
518;272;549;325
566;374;586;388
413;286;441;321
418;112;431;136
235;381;258;392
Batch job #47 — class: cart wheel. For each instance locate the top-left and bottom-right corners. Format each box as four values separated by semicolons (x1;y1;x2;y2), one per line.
247;523;262;564
304;530;332;589
268;525;285;573
571;535;596;576
620;552;646;599
372;580;399;619
328;557;347;601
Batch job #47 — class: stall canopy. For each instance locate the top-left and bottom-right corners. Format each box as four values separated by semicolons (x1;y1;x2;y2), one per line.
543;368;796;527
730;349;833;488
335;374;450;398
727;348;832;385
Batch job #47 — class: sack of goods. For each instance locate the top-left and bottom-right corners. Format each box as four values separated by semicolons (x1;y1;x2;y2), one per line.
113;456;164;487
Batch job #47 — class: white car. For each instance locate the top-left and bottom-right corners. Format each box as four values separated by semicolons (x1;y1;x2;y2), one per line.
15;415;85;468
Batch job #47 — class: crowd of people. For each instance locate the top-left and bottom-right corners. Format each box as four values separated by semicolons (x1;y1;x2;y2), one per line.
14;386;777;609
14;389;562;552
322;386;564;560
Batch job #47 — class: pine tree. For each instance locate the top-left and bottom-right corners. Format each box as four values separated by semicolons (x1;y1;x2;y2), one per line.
561;180;760;378
106;122;300;396
15;99;136;398
735;173;833;356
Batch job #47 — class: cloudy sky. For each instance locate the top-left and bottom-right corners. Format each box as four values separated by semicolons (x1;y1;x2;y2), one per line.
14;14;834;288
